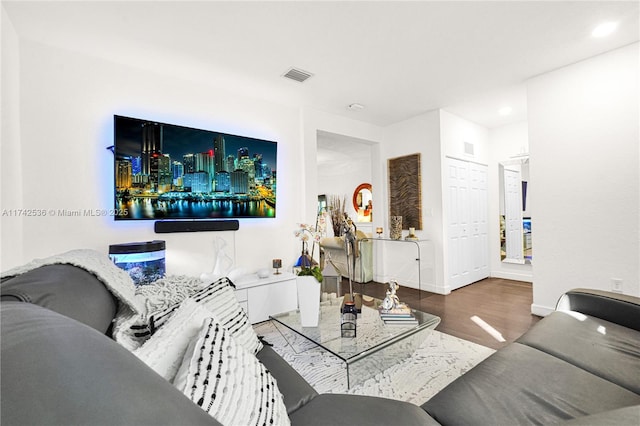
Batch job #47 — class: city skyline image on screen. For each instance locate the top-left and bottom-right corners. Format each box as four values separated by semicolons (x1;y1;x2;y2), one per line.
114;115;277;220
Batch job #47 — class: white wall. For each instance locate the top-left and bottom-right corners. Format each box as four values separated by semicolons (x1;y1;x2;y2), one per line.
440;110;490;163
382;110;443;292
528;43;639;315
1;38;303;276
0;10;23;270
488;121;533;282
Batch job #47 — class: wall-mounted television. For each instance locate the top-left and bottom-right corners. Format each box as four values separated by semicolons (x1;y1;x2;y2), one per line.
114;115;277;220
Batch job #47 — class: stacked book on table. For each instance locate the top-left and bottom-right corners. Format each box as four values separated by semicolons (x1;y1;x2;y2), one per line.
378;304;418;326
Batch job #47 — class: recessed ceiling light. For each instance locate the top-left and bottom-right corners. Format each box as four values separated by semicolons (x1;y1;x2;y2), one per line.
592;22;618;38
347;103;365;111
498;106;512;116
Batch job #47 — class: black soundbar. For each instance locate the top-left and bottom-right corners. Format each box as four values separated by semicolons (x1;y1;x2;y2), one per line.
154;220;239;233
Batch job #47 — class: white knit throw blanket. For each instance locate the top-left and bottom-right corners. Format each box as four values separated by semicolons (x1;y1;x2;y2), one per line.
1;249;144;314
2;249;214;351
136;275;205;314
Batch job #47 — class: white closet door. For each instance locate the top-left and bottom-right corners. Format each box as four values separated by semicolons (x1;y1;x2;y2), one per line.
469;163;489;282
446;158;471;290
446;158;489;290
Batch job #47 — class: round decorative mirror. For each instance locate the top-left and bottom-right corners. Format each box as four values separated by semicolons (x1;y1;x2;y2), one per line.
353;183;372;222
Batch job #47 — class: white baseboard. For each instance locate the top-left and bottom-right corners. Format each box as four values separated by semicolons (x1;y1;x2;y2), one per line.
421;283;450;295
372;274;450;295
490;271;533;282
373;274;419;291
531;303;554;317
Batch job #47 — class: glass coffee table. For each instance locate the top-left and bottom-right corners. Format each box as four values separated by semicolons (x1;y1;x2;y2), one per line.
269;296;440;388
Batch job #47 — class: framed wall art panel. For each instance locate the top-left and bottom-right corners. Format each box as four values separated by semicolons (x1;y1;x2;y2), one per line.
388;153;422;230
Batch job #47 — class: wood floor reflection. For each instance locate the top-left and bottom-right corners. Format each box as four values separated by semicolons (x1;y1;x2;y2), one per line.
343;277;541;350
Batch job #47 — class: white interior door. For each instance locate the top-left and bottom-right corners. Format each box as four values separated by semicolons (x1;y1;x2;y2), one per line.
447;158;470;290
469;163;489;282
446;158;489;290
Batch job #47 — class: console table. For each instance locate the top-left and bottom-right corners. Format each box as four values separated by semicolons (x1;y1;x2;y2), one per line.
361;238;433;295
233;272;297;324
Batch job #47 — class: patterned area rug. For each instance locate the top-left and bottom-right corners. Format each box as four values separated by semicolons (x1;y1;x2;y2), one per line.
254;320;495;406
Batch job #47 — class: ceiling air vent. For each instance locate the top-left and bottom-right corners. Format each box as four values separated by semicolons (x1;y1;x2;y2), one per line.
282;67;313;83
464;142;475;156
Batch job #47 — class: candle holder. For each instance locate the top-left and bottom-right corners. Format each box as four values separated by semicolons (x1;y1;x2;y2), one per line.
272;258;282;275
406;227;418;241
341;300;357;338
376;227;383;238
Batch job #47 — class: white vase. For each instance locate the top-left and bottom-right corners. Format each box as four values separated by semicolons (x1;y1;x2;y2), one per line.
296;276;321;327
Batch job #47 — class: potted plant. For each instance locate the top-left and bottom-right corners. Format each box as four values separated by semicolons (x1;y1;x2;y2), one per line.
294;223;324;326
296;264;323;283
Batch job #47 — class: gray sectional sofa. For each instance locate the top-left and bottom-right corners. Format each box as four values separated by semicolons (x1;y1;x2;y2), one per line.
2;260;639;425
1;263;435;426
423;288;640;425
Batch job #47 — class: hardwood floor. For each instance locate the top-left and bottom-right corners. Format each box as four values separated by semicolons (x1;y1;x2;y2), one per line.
344;277;541;350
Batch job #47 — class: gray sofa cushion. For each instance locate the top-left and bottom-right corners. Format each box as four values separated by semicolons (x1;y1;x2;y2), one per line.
422;343;640;425
256;344;319;414
0;264;116;333
517;311;640;394
1;302;220;426
289;394;439;425
554;405;640;425
557;288;640;332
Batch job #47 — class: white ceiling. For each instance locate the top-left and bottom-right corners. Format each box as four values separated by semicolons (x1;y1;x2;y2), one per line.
3;1;639;129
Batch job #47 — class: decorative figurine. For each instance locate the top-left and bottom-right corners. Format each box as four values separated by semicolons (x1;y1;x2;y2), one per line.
342;213;358;300
382;280;401;310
